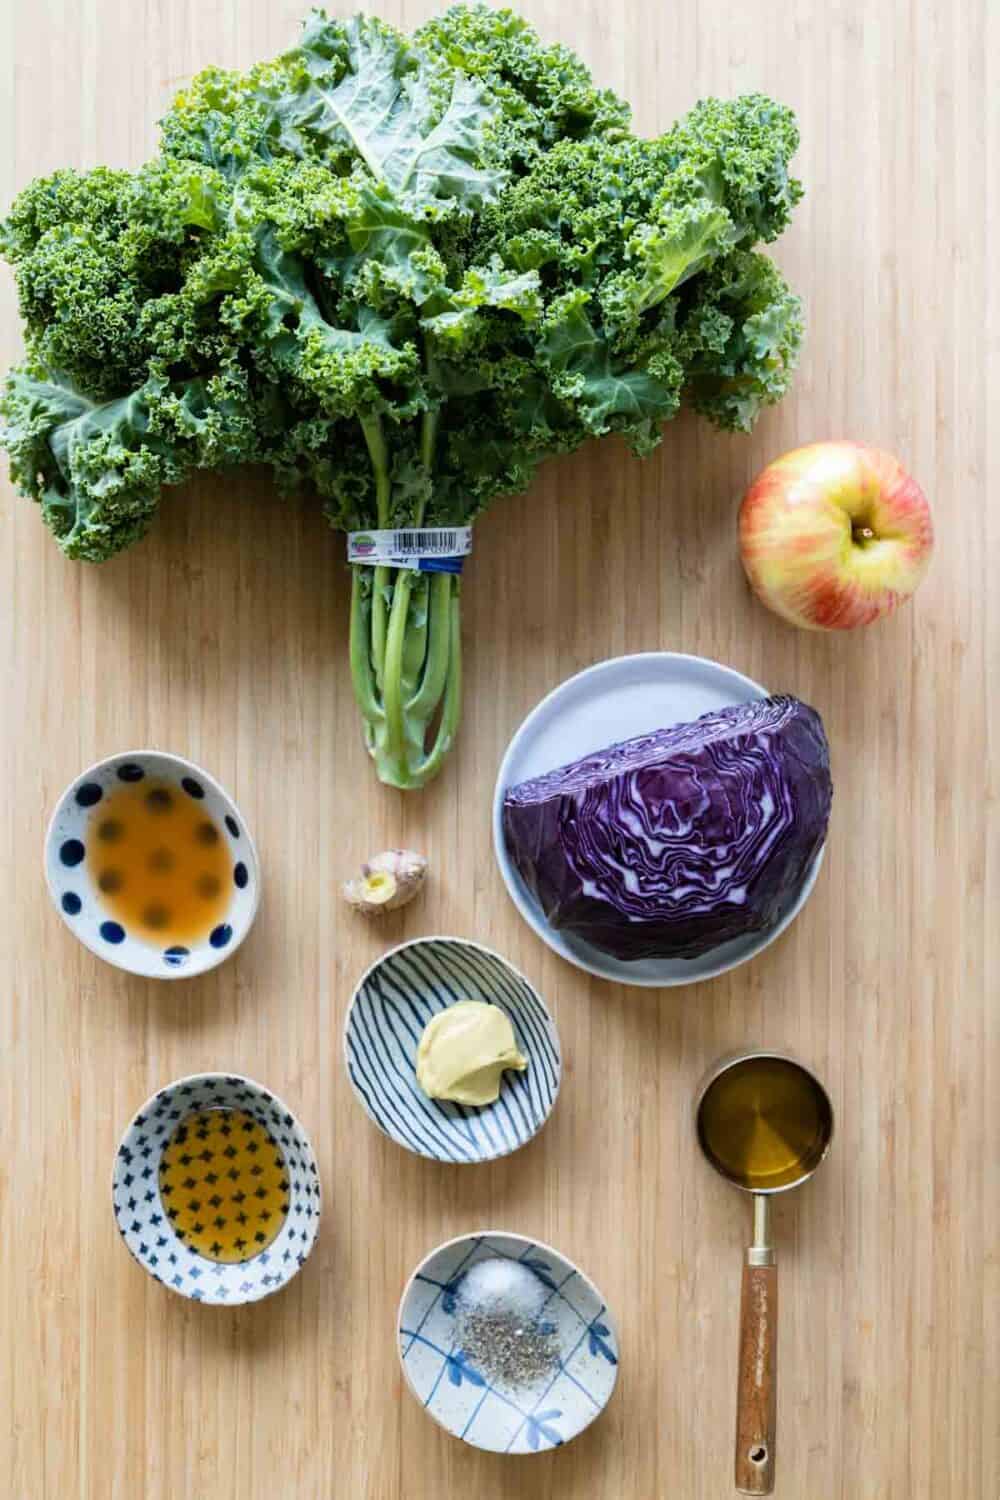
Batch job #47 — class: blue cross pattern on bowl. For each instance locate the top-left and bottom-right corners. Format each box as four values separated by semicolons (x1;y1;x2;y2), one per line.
397;1232;619;1454
112;1074;321;1306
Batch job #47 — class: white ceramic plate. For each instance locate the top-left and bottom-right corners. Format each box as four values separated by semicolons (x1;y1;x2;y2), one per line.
492;653;825;988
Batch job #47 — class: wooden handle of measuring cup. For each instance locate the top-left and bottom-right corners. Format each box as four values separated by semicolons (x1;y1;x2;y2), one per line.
735;1254;777;1494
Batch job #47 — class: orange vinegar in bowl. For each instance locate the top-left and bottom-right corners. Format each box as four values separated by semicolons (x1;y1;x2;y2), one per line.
158;1108;289;1263
87;778;231;946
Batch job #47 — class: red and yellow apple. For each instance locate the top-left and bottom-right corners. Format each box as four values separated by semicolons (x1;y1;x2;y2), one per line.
738;441;933;629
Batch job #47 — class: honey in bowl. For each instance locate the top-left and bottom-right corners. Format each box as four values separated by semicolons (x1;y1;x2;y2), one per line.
88;779;232;946
697;1056;833;1191
158;1109;289;1263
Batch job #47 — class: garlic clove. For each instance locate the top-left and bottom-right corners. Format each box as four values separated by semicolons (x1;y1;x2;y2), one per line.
343;850;427;915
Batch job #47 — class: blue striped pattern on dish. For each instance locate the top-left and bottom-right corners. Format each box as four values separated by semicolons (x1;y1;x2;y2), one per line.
344;938;561;1163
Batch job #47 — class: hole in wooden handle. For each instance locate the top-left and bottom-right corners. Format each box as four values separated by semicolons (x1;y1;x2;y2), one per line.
749;1445;769;1466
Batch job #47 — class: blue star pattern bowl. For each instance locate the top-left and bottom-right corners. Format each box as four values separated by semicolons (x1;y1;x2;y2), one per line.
112;1073;321;1305
398;1231;619;1453
344;937;561;1164
44;750;260;979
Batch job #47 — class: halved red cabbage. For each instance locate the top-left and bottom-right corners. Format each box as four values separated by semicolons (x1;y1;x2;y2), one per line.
502;694;832;961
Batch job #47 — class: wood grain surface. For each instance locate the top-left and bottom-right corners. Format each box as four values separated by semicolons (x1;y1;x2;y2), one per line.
1;2;996;1497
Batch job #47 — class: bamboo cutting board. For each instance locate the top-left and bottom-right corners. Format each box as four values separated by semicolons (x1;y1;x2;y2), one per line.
0;1;996;1496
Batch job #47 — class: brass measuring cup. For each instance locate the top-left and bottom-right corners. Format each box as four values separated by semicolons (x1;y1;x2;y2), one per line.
695;1050;834;1495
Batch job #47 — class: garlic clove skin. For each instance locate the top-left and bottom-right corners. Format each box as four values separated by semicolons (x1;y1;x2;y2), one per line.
343;850;427;915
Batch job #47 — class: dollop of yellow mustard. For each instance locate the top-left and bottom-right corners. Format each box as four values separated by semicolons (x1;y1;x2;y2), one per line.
416;1001;528;1107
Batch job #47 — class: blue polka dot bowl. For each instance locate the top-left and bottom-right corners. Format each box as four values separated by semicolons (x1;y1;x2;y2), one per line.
398;1231;619;1454
112;1072;321;1306
45;750;260;980
344;937;562;1165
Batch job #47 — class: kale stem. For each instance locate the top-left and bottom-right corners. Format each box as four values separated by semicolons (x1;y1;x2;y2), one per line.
413;583;462;783
359;394;454;787
418;407;439;489
382;567;412;768
361;413;392;526
406;400;446;714
361;412;392;688
407;572;451;717
349;567;383;726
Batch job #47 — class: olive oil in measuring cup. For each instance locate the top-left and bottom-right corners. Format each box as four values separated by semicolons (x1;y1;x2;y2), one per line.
697;1054;831;1190
695;1052;835;1495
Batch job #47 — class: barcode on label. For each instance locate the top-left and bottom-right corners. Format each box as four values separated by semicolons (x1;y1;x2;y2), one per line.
347;526;471;569
392;531;459;553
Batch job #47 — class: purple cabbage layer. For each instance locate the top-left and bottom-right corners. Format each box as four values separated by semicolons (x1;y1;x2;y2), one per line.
502;694;832;961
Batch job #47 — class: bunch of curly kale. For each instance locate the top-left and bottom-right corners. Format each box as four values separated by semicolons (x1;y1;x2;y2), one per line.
0;6;803;787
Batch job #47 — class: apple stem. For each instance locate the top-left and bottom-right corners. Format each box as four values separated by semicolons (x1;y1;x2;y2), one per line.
853;525;876;544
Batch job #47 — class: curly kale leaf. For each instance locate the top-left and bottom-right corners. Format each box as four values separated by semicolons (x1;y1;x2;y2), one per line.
677;251;803;431
658;94;803;246
415;4;631;168
314;182;449;308
164;11;505;215
0;360;260;559
420;256;542;363
538;289;681;445
272;14;505;212
0;161;230;397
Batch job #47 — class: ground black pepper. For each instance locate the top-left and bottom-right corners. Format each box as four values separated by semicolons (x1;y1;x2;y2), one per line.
453;1257;561;1389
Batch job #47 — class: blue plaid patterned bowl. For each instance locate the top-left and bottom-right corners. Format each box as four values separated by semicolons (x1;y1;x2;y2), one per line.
112;1073;321;1305
344;937;562;1164
398;1231;619;1453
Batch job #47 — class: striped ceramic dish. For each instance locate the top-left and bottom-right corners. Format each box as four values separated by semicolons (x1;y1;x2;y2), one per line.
343;937;561;1164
